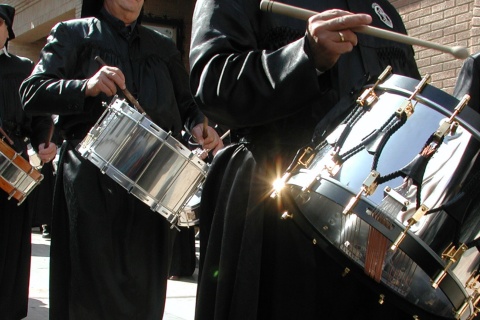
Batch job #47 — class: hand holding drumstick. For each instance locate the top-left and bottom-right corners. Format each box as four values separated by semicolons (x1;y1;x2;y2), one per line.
36;119;57;164
190;121;225;158
88;56;148;116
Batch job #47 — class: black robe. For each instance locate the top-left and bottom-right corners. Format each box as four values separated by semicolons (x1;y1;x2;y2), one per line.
0;52;51;320
189;0;426;319
454;52;480;111
20;9;204;320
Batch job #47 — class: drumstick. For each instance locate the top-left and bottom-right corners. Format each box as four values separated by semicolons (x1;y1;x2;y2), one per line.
197;129;231;157
0;127;14;145
203;117;209;139
259;0;470;59
94;56;149;115
44;120;55;149
220;129;231;140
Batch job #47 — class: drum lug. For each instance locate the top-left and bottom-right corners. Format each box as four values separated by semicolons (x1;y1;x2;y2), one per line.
356;66;392;107
280;211;293;220
457;273;480;320
396;73;431;119
271;146;316;198
343;171;379;215
378;294;385;305
432;243;468;289
390;204;428;251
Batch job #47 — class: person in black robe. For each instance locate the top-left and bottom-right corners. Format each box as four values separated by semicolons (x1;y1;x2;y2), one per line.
189;0;426;319
454;52;480;112
0;4;56;319
19;0;223;319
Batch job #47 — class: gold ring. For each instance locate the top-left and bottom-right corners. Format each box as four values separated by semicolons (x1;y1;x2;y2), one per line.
338;31;345;42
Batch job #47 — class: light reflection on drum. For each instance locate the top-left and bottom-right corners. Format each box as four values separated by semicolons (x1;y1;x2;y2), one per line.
278;73;480;319
77;97;209;226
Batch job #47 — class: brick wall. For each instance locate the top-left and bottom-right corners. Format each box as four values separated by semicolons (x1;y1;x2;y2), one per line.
391;0;479;94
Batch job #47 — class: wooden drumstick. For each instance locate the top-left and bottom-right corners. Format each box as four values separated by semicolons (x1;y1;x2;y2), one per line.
44;120;55;149
203;117;209;139
259;0;470;59
94;56;149;115
0;127;14;145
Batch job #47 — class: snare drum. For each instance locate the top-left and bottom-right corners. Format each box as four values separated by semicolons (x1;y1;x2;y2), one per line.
278;74;480;319
77;97;209;225
177;188;201;227
0;139;44;204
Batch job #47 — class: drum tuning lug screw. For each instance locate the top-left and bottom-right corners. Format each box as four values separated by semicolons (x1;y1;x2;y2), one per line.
312;238;317;245
342;268;350;277
281;211;293;220
412;315;420;320
378;294;385;305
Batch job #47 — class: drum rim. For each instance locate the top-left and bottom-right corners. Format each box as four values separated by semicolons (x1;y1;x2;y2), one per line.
284;173;473;318
377;74;480;142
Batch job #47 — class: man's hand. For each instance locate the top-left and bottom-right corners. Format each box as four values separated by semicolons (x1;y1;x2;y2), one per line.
85;66;126;97
307;10;372;71
191;124;224;156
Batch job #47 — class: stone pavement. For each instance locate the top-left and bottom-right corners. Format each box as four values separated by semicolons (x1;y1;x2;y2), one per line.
25;227;198;320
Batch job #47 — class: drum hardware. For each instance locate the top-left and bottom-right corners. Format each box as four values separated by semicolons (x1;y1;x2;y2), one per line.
259;0;470;59
391;204;429;251
343;170;379;215
396;74;430;120
280;210;293;220
383;186;410;212
389;96;470;251
342;267;350;277
460;274;480;319
378;293;385;305
94;56;150;118
356;66;392;107
271;145;316;198
432;243;469;289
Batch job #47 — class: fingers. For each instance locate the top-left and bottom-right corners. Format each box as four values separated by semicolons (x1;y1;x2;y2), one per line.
307;10;372;71
37;142;57;163
86;66;126;97
190;125;224;156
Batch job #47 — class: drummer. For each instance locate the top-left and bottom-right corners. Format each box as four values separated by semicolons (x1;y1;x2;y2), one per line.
19;0;223;319
0;4;56;319
189;0;421;319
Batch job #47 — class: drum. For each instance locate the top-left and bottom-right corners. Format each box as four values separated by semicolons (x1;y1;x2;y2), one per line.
177;188;201;227
0;139;44;204
77;97;209;226
277;74;480;319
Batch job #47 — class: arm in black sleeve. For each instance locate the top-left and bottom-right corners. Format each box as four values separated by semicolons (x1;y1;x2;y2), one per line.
189;0;322;130
20;22;89;116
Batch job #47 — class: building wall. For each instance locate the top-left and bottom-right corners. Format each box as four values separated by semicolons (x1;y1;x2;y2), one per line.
391;0;479;94
3;0;478;95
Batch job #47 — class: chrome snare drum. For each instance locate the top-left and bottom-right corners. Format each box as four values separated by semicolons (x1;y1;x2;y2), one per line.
177;188;201;228
275;73;480;319
0;139;43;204
77;97;209;225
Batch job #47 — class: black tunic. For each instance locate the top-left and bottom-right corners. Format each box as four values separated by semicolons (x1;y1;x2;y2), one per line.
20;10;204;320
0;52;51;320
190;0;423;319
